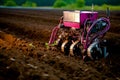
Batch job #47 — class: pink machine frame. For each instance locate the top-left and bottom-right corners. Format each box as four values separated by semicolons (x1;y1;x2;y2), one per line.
63;11;98;29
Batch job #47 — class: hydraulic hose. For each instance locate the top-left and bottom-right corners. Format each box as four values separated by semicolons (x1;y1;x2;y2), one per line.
82;17;110;49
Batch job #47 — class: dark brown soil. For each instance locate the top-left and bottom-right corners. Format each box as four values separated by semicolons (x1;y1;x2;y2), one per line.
0;8;120;80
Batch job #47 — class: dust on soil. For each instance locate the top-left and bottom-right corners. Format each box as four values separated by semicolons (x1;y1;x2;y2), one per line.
0;8;120;80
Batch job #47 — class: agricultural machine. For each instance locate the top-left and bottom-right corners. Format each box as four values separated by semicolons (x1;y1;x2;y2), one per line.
48;8;110;61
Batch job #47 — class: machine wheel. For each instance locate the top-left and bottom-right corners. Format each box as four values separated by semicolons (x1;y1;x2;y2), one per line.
87;42;102;60
55;38;63;50
70;41;82;56
61;40;72;55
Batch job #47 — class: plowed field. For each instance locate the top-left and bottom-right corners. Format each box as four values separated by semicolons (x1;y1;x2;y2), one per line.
0;8;120;80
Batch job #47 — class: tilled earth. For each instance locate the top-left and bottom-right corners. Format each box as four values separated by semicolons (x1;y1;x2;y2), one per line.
0;8;120;80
